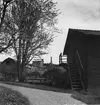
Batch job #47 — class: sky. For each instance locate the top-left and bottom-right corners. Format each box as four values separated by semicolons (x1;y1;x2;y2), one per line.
42;0;100;64
1;0;100;64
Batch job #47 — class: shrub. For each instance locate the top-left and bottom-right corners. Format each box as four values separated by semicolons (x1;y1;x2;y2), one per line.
42;65;70;88
0;86;30;105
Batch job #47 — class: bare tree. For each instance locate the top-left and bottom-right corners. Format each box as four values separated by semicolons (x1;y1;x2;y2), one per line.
0;0;12;29
0;0;16;53
2;0;59;82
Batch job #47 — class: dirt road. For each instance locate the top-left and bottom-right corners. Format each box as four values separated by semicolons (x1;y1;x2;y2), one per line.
0;83;86;105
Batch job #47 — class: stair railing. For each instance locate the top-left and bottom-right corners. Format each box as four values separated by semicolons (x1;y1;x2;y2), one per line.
75;49;85;90
67;62;74;90
76;50;84;71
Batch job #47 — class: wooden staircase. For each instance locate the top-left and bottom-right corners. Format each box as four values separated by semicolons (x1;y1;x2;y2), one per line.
68;62;84;91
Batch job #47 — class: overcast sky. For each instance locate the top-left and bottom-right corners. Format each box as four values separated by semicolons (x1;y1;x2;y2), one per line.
1;0;100;64
42;0;100;64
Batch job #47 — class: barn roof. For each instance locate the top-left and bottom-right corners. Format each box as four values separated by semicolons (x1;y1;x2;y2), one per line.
70;28;100;36
63;28;100;55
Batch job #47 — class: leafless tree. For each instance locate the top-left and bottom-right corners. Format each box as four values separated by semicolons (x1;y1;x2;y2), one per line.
0;0;16;53
2;0;60;82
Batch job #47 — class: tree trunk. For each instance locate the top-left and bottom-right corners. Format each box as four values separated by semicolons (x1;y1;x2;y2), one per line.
17;55;22;82
21;55;26;82
17;59;25;82
17;37;25;82
21;40;30;80
18;64;25;82
0;3;7;31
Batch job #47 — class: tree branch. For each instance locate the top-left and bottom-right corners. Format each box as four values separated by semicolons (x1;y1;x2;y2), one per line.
0;32;19;53
0;0;12;31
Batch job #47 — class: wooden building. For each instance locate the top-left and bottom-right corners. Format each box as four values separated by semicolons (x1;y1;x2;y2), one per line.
0;58;17;74
63;28;100;93
0;58;17;81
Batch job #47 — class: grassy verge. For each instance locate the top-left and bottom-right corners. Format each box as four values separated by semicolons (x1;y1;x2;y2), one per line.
72;90;100;104
0;86;30;105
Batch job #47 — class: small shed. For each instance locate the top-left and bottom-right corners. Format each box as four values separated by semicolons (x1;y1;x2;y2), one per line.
0;58;17;80
63;28;100;94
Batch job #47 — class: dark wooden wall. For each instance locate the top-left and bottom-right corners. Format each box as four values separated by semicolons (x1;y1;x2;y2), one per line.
65;29;88;89
87;36;100;89
64;29;100;90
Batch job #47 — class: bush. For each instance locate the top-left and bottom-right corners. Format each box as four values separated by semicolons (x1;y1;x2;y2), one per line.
42;65;70;88
0;86;30;105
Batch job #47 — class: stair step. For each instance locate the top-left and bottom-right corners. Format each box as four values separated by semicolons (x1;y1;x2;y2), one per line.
70;69;79;72
69;63;76;65
72;81;81;84
71;76;80;78
73;88;83;91
69;66;77;69
70;70;79;73
73;85;82;87
72;79;82;82
71;77;80;79
72;81;81;83
73;87;82;89
71;73;79;75
69;62;83;91
72;83;82;85
71;74;80;76
71;73;80;75
71;80;81;82
71;70;79;72
71;72;78;74
71;74;80;77
70;68;78;70
69;67;77;69
69;63;77;65
72;80;81;82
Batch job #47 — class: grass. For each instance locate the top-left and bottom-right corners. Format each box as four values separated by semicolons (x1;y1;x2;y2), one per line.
0;86;30;105
72;90;100;104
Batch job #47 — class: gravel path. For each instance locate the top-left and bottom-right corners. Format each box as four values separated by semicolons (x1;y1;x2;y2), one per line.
0;83;86;105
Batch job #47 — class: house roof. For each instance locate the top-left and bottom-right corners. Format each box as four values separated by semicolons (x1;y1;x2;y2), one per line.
1;57;16;64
